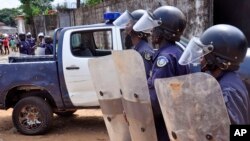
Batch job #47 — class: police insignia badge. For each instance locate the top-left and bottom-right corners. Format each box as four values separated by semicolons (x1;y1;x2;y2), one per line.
144;52;151;61
157;56;168;67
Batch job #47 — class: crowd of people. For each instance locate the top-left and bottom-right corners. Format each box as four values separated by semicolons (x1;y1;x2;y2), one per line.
114;5;250;141
0;32;53;56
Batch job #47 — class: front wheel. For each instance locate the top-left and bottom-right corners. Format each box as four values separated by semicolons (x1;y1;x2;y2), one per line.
12;96;53;135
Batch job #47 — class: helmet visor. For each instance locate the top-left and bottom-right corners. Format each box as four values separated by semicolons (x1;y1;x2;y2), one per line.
178;37;213;65
113;10;133;27
133;11;161;34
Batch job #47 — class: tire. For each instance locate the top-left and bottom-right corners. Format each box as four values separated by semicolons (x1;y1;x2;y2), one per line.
12;96;53;135
55;110;77;117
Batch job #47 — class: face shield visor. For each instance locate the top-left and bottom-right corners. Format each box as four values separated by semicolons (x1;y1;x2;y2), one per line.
133;11;161;34
178;37;214;65
113;10;133;27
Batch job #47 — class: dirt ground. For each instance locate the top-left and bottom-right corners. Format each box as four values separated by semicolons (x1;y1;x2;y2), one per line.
0;109;109;141
0;54;109;141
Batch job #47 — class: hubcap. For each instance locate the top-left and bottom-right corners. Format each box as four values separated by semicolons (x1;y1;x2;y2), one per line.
19;105;42;130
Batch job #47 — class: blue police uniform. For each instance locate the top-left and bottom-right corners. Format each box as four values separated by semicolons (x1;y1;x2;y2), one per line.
148;42;190;141
18;41;30;55
133;40;154;79
218;71;250;124
42;43;53;55
27;38;36;55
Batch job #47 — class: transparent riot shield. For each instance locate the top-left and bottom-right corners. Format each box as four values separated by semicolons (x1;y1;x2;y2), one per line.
88;55;131;141
112;50;158;141
155;72;230;141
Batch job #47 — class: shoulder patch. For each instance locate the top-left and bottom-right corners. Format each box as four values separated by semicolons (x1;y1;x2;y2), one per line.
144;52;152;61
157;56;168;67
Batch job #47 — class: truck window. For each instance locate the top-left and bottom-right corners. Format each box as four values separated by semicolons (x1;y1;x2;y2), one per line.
70;29;113;57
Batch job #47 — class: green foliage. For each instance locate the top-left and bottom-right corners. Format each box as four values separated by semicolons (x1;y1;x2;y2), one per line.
0;8;22;26
86;0;102;6
19;0;54;24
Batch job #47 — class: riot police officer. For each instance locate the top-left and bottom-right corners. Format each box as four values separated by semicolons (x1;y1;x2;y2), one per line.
43;36;53;55
134;6;190;141
26;32;36;55
125;9;154;79
114;9;154;79
17;32;30;55
179;24;250;124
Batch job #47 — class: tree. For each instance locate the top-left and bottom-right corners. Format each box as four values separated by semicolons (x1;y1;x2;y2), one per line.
19;0;54;35
0;8;22;27
86;0;102;6
19;0;54;23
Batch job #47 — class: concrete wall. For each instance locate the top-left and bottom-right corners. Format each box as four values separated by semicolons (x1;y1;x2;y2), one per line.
34;0;213;39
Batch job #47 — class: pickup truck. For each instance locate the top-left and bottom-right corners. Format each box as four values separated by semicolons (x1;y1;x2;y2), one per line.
0;12;250;135
0;12;129;135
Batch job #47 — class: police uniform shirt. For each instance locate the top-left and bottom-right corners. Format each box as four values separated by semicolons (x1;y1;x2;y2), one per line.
218;71;250;124
27;38;36;47
133;40;154;79
148;42;190;115
19;41;30;55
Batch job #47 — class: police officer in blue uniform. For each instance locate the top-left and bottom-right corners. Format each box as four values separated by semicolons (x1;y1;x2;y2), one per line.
179;24;250;124
17;33;30;55
134;6;190;141
43;36;53;55
125;9;154;79
26;32;36;55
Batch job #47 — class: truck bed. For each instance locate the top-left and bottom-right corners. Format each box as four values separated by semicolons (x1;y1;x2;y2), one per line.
8;55;54;63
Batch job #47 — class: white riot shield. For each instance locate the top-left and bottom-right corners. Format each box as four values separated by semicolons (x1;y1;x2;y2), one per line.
88;55;131;141
155;72;230;141
112;50;157;141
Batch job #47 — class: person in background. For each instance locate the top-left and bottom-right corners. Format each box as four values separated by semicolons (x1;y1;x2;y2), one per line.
26;32;36;55
9;37;16;52
179;24;250;124
37;32;45;47
43;36;53;55
133;6;190;141
0;36;3;55
2;34;9;55
16;32;30;55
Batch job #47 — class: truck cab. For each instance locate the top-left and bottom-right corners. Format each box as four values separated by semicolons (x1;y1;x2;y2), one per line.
59;23;125;107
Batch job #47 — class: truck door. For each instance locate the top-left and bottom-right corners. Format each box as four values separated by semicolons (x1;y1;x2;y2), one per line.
62;26;121;107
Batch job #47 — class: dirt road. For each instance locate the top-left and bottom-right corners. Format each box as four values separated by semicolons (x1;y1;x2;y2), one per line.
0;109;109;141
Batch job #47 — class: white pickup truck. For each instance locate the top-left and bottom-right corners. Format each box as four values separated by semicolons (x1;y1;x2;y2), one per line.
0;12;128;135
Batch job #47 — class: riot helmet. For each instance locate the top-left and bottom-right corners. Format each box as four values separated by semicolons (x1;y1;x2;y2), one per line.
133;6;186;42
125;9;150;41
44;36;53;44
38;32;44;38
113;9;146;27
26;32;32;38
18;32;26;41
179;24;248;71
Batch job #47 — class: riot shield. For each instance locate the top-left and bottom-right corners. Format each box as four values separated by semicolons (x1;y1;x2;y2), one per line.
155;72;230;141
88;55;131;141
112;50;158;141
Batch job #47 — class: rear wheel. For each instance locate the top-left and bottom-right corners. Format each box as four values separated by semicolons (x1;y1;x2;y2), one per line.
12;96;53;135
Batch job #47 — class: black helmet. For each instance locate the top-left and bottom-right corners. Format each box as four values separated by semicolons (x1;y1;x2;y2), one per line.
18;32;26;41
131;9;146;21
44;36;53;44
179;24;248;71
153;6;186;41
133;6;186;42
125;9;149;41
200;24;248;71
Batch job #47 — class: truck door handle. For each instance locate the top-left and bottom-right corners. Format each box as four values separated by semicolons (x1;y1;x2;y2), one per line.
66;66;80;70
